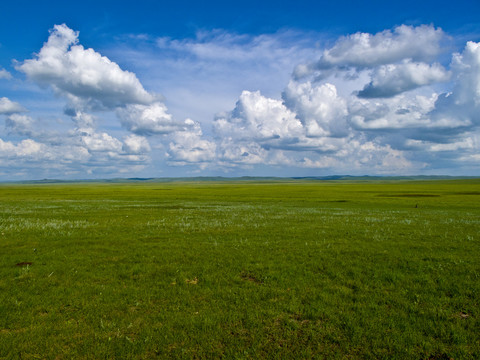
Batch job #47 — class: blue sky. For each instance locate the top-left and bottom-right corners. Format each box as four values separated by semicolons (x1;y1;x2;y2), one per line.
1;0;480;180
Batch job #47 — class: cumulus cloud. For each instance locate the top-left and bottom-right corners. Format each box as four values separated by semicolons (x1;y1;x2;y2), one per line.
123;134;151;154
0;136;146;174
1;24;200;178
212;90;304;165
106;29;323;136
449;41;480;108
59;127;152;167
280;25;480;174
351;140;413;172
0;97;26;115
117;102;189;135
216;140;268;166
287;25;455;159
70;110;96;129
5;114;35;136
15;23;192;148
295;25;445;79
79;129;123;153
208;24;480;174
211;84;417;172
405;137;475;152
3;23;480;177
211;90;352;164
357;61;450;98
0;138;48;159
167;119;216;166
214;90;303;144
0;126;153;178
17;24;156;110
348;94;440;130
428;41;480;131
282;81;348;137
0;69;12;80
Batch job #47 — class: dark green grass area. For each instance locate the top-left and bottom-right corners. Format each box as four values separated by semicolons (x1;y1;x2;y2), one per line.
0;180;479;359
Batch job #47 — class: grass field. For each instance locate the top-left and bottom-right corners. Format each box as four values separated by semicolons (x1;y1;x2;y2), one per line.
0;180;479;359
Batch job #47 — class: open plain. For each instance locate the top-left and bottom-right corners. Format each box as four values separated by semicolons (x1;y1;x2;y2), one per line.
0;179;479;359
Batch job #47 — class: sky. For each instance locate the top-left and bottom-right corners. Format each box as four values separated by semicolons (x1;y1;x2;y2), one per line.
1;1;480;180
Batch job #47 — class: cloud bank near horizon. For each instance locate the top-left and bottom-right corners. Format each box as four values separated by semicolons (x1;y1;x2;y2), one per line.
1;23;480;179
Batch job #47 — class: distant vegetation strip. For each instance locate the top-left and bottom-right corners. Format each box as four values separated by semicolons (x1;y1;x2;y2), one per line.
2;175;479;185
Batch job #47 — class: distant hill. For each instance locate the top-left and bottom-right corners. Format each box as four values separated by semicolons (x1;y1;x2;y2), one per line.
2;175;479;184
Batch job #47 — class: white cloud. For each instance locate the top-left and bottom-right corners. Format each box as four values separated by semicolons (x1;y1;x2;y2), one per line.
0;134;153;175
357;61;450;98
80;129;123;153
3;24;191;178
167;120;216;166
17;24;156;110
0;128;153;178
210;86;416;172
17;24;187;144
112;29;322;127
0;138;47;159
281;27;480;172
117;102;188;135
216;140;268;166
212;90;305;166
157;30;317;65
5;114;35;136
0;97;26;115
427;41;480;132
295;25;445;79
0;69;12;80
353;140;412;171
450;41;480;107
405;137;475;152
282;81;348;137
4;23;480;177
296;156;338;169
214;90;303;145
123;134;151;154
349;94;441;130
300;138;414;173
69;111;96;129
285;25;459;167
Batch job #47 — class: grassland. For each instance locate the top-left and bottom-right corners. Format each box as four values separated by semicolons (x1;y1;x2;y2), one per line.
0;179;479;359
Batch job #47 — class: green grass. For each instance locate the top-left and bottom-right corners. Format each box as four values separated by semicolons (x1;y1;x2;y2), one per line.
0;180;479;359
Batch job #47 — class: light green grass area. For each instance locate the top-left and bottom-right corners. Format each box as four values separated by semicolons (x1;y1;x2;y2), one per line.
0;180;479;359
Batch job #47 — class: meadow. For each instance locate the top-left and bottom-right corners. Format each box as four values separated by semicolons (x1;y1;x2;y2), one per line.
0;179;479;359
